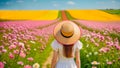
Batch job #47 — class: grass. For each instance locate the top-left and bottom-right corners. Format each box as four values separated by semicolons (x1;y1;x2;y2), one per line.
109;32;120;42
101;9;120;16
57;11;62;20
38;36;54;67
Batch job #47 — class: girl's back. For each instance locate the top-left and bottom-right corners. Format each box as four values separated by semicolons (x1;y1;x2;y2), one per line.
51;40;82;68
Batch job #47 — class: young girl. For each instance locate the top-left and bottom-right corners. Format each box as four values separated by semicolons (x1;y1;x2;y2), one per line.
51;21;82;68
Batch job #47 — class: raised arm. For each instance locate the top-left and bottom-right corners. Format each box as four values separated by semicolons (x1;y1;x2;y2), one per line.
51;50;58;68
75;48;81;68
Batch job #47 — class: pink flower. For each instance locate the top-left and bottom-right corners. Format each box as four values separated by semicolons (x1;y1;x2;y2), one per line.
115;45;120;50
90;38;95;43
94;43;99;47
107;61;112;65
13;42;18;45
18;42;25;48
9;52;14;59
17;61;24;66
27;57;34;61
9;44;16;49
2;49;7;53
0;62;4;68
24;65;32;68
27;48;31;51
99;47;110;53
106;41;113;47
99;36;104;41
0;46;4;49
106;36;111;40
20;51;26;58
13;50;19;54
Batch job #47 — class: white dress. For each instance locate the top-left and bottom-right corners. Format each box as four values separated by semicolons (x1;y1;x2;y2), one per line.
51;40;83;68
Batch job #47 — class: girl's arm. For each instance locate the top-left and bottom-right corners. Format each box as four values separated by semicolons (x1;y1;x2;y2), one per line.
51;50;58;68
75;48;81;68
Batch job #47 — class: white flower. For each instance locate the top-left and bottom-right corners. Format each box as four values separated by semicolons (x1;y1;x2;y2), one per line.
86;54;89;57
85;37;88;41
91;61;100;65
94;52;98;55
89;52;92;55
86;44;89;47
106;59;108;62
30;41;35;44
34;48;37;51
3;61;6;64
33;63;40;68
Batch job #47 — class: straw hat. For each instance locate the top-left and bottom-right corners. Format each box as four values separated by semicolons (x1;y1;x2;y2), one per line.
53;21;81;45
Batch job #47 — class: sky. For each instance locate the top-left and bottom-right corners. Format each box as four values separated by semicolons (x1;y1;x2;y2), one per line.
0;0;120;10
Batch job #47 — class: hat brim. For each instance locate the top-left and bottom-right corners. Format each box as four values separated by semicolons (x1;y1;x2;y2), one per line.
53;21;81;45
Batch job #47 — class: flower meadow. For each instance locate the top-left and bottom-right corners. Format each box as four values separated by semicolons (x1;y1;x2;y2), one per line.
77;21;120;68
0;20;58;68
75;20;120;33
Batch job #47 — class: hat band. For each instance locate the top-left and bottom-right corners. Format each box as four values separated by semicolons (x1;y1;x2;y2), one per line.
60;30;74;38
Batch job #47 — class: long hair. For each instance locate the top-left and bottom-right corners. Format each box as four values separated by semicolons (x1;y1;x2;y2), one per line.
63;44;74;58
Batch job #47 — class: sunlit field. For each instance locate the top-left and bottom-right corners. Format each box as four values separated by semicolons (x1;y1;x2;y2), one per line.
0;10;59;20
67;10;120;21
0;10;120;68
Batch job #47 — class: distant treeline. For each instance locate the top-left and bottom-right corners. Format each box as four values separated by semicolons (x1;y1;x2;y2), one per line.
106;8;120;10
101;9;120;15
